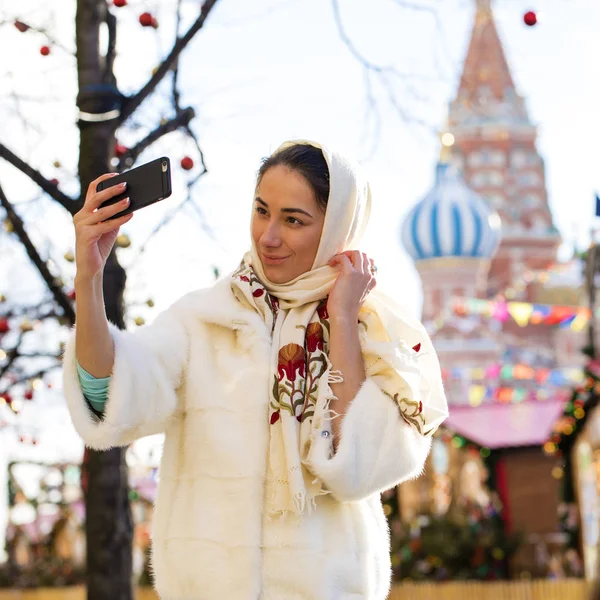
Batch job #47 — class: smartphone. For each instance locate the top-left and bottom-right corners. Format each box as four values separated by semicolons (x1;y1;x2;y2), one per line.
97;157;172;220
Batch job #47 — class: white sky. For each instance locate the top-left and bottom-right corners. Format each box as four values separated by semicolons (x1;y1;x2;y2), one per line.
0;0;599;558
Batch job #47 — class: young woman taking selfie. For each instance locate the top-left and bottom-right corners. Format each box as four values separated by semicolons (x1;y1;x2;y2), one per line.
62;140;448;599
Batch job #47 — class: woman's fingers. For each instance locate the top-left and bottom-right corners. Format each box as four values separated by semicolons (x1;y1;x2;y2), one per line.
84;197;131;225
93;211;133;234
82;174;126;213
329;253;354;273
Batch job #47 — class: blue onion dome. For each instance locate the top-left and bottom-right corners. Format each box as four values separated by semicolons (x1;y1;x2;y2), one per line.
401;162;501;261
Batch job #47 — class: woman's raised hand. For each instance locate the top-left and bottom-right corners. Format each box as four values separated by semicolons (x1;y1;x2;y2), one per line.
73;173;133;281
327;250;377;322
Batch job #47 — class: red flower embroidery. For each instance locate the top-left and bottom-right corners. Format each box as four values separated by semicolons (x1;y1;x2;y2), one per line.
252;288;265;297
240;275;250;282
277;343;306;382
317;301;329;320
412;343;421;353
270;411;280;424
306;322;324;353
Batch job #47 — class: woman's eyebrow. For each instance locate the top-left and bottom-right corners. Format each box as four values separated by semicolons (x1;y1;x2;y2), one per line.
255;197;314;219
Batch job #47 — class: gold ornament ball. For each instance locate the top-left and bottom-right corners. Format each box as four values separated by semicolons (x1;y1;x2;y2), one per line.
116;234;131;248
64;251;75;262
20;320;33;333
134;316;146;327
146;299;155;308
0;294;5;303
3;219;14;233
53;160;61;168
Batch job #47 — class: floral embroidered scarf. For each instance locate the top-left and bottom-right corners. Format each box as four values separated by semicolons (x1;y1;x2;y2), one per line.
230;139;448;518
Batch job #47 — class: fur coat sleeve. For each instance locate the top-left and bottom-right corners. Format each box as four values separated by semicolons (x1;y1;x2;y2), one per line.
62;301;188;451
307;378;432;503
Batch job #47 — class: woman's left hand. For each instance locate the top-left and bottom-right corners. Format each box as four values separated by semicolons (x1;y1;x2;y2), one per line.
327;250;377;321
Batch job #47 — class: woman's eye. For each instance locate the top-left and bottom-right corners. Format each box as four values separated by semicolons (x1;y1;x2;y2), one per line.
286;217;303;225
255;207;267;215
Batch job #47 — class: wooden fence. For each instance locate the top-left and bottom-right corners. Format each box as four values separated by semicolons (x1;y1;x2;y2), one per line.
0;580;592;599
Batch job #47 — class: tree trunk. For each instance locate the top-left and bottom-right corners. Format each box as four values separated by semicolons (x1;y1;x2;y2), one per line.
76;1;133;598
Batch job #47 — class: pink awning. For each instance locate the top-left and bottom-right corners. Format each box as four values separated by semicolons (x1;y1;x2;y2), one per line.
445;400;567;448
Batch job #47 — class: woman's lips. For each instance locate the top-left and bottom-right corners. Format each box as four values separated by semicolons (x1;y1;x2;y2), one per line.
261;254;289;265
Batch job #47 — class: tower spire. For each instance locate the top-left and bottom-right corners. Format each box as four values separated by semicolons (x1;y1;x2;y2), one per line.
449;0;528;125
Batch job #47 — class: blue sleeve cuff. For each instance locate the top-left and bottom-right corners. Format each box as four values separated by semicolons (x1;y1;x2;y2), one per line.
76;361;110;412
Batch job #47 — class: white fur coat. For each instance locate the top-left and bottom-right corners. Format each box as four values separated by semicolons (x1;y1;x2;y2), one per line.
62;277;433;600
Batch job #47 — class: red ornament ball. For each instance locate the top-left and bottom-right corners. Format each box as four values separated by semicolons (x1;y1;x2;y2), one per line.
180;156;194;170
523;11;537;26
139;12;153;27
113;0;127;6
49;178;59;186
14;20;30;33
40;45;51;56
0;318;9;334
114;143;128;158
67;290;77;301
24;390;34;401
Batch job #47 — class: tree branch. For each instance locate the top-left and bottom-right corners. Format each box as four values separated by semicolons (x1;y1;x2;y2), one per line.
104;8;117;82
0;184;76;325
119;0;220;123
117;107;195;170
0;143;76;212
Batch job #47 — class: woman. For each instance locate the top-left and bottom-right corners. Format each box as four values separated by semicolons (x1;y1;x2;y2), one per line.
63;140;448;599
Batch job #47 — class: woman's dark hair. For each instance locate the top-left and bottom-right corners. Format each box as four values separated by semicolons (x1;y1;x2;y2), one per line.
257;144;330;212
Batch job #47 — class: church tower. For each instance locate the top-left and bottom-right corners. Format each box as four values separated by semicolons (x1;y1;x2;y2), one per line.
446;0;561;298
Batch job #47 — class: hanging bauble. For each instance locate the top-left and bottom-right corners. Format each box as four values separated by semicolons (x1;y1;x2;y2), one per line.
116;234;131;248
64;251;75;263
3;219;14;233
0;318;9;334
24;390;34;401
1;392;12;405
134;316;145;326
139;12;153;27
0;294;5;302
49;178;59;186
67;290;76;301
32;438;38;445
114;143;128;158
14;20;30;33
523;11;537;26
181;156;194;170
40;45;51;56
113;0;127;6
53;160;61;168
20;319;33;333
146;298;155;308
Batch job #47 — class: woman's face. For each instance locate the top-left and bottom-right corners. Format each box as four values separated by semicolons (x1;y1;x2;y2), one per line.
251;165;326;284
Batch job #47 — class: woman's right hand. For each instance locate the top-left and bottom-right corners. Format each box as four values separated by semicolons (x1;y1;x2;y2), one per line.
73;173;133;281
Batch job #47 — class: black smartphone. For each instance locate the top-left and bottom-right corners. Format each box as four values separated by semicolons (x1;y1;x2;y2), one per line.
96;157;172;220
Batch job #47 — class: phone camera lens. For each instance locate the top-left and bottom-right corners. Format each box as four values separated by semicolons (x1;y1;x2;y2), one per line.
161;160;168;172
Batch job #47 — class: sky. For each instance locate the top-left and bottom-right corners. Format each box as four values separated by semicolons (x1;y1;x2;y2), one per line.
0;0;599;558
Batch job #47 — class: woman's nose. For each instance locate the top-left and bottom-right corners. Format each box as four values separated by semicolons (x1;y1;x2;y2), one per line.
261;221;282;247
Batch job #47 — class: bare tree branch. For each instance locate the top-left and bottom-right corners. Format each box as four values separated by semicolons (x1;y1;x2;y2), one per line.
0;143;76;211
0;183;76;325
1;363;61;394
104;8;117;81
119;0;221;123
117;107;195;170
0;19;75;55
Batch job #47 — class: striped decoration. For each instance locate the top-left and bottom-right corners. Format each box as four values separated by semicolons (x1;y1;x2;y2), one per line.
401;163;501;261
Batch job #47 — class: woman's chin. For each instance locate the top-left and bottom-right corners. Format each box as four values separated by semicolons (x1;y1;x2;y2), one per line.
263;265;299;285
